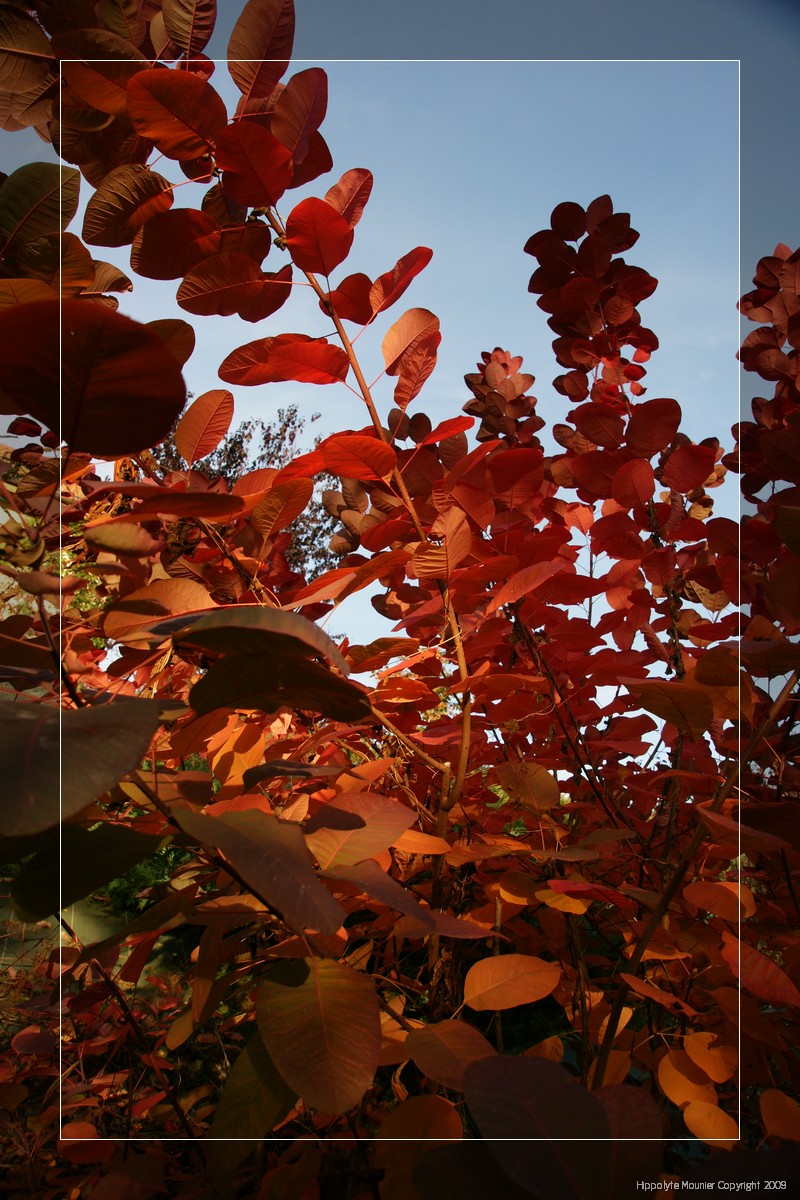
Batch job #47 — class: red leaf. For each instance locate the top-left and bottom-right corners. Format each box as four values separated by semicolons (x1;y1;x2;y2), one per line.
227;0;294;104
271;67;328;164
82;164;174;248
625;397;682;458
486;561;560;614
58;1122;116;1165
370;247;433;317
393;333;441;411
215;121;293;207
661;443;717;493
612;458;655;508
324;168;373;229
382;308;440;375
321;434;396;482
174;389;234;464
126;70;228;160
0;299;186;456
251;478;313;539
325;273;373;324
570;401;625;447
163;0;217;56
411;508;472;582
288;129;333;187
219;333;349;386
131;208;219;279
285;197;354;276
273;448;326;481
420;416;475;445
177;255;293;322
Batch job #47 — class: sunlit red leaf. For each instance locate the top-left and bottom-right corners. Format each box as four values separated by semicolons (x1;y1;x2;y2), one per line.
393;332;440;410
324;167;373;229
721;932;800;1007
382;307;440;375
325;272;373;324
370;246;433;317
174;389;234;464
287;129;333;188
486;560;560;614
625;397;682;458
661;443;717;493
215;121;293;207
321;433;396;481
257;957;379;1114
284;196;354;276
82;164;173;247
0;298;186;456
219;333;348;386
126;69;228;159
163;0;217;56
177;254;292;321
227;0;294;105
611;458;655;508
411;508;472;582
271;67;327;163
682;1102;738;1151
251;478;313;539
463;953;561;1011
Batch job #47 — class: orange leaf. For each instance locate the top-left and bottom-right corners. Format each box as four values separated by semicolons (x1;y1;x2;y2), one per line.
721;932;800;1008
683;1033;737;1084
683;1101;738;1150
657;1049;717;1108
760;1089;800;1141
463;954;561;1012
683;880;755;923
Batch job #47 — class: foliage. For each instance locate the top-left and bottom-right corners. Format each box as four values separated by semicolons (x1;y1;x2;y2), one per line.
152;404;340;578
1;0;799;1196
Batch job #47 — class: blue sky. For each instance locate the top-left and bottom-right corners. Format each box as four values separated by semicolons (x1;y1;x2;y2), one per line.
2;52;740;646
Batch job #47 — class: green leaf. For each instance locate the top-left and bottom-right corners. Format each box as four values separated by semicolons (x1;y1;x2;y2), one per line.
257;957;380;1114
189;654;370;722
11;823;166;920
174;808;345;935
0;164;80;254
0;699;163;837
205;1031;296;1173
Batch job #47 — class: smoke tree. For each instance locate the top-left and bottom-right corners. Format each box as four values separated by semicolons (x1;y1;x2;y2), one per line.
0;0;798;1195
